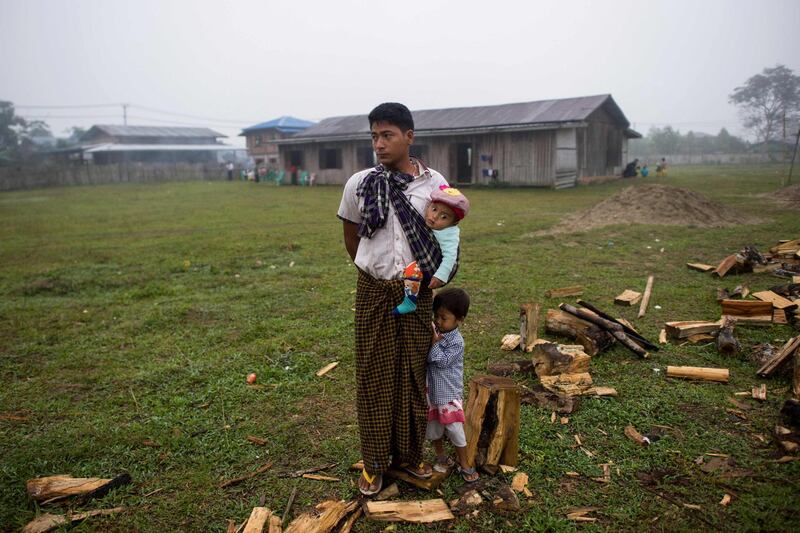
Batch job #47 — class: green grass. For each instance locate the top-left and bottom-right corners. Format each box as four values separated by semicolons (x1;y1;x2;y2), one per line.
1;165;799;532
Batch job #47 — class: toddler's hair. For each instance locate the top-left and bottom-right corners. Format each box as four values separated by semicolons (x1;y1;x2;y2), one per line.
433;288;470;320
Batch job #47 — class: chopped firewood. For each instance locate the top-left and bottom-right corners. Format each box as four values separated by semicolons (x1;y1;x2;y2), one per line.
545;285;583;298
577;300;659;352
285;499;359;533
753;291;798;311
521;384;581;413
687;333;715;344
510;472;529;493
774;310;788;324
302;474;339;481
242;507;275;533
0;413;29;422
27;474;131;504
499;465;517;473
487;359;535;376
500;334;521;351
337;507;362;533
375;482;400;501
716;316;740;356
667;366;729;383
683;503;703;511
364;500;454;523
687;262;714;272
615;289;642;306
752;384;767;401
22;507;125;533
551;411;557;423
770;239;800;254
219;462;273;488
566;507;599;522
721;299;773;317
583;386;618;397
664;320;722;339
574;434;582;445
638;275;654;318
315;361;339;378
519;303;540;352
492;485;521;514
559;303;649;358
624;425;649;446
561;417;569;425
246;436;268;446
539;372;593;397
719;493;732;506
566;471;581;477
532;342;590;377
757;336;800;377
278;462;337;479
544;309;614;356
465;376;520;470
659;329;667;344
451;490;483;513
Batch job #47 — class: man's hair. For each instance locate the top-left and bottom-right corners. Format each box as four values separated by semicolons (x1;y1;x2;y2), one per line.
368;102;414;132
433;288;470;320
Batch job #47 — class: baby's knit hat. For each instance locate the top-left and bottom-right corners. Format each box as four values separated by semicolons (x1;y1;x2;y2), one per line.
430;185;470;221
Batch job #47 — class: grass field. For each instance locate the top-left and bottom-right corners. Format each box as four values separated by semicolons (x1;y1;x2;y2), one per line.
1;164;799;532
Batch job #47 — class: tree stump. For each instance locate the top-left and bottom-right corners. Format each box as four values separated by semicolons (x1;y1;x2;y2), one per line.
464;375;520;472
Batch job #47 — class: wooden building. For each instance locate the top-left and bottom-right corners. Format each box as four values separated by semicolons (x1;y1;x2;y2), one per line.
240;116;315;167
77;125;235;164
272;95;640;188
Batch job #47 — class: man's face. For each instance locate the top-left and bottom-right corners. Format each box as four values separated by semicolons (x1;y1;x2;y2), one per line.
425;201;457;230
371;121;413;170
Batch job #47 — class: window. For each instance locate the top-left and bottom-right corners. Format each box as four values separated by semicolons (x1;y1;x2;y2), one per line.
254;134;262;147
319;148;342;169
410;144;427;160
356;146;376;168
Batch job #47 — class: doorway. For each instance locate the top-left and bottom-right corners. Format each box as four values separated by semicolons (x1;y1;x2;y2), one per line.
454;143;473;183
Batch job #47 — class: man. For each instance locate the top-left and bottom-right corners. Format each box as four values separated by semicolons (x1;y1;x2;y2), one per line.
337;103;449;495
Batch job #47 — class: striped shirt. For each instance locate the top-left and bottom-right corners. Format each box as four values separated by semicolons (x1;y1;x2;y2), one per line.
427;328;464;405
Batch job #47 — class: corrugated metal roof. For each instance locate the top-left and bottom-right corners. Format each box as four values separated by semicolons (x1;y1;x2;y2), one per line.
241;116;316;134
83;143;243;153
288;94;629;141
84;125;226;139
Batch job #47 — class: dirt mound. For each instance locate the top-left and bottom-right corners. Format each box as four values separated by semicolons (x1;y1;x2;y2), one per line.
536;184;754;235
765;183;800;208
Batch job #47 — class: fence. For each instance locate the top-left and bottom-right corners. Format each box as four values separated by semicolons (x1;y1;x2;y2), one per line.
628;153;781;166
0;163;229;191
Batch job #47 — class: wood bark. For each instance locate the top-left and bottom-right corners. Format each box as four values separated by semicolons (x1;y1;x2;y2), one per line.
487;359;535;376
575;300;659;351
559;304;649;358
26;475;131;503
519;303;540;352
532;343;590;377
666;366;729;383
716;316;740;356
544;309;614;356
21;507;125;533
637;275;654;318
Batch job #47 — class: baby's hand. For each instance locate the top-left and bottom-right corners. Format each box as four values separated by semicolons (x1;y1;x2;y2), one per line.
428;276;444;289
431;322;443;344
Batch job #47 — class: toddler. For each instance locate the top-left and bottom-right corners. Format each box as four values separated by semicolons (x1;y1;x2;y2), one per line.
392;186;470;315
426;288;479;483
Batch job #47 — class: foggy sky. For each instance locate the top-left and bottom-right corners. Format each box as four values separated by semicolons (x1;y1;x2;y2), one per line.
2;0;798;147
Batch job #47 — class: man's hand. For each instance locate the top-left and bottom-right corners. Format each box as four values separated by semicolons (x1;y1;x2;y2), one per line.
428;276;445;289
342;220;360;261
431;322;443;344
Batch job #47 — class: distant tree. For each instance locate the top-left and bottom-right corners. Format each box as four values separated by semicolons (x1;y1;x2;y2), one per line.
649;126;682;155
729;64;800;148
0;100;27;162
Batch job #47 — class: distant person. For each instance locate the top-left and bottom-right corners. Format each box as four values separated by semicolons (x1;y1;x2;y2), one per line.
622;158;639;178
426;288;479;483
656;158;668;177
640;164;649;177
226;161;234;181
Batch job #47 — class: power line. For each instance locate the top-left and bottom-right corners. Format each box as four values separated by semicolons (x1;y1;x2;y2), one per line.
129;104;258;124
15;103;122;109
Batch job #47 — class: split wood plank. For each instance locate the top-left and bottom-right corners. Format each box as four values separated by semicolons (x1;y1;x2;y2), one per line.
666;366;729;383
337;508;362;533
465;375;520;469
545;285;584;298
519;303;541;352
583;386;618;397
637;275;654;318
614;289;642;306
774;310;788;324
243;507;273;533
315;362;339;378
757;336;800;377
26;476;114;502
687;262;715;272
500;334;520;351
363;500;455;523
752;290;798;311
721;299;773;317
540;372;593;396
713;254;741;278
664;320;722;340
659;329;667;344
752;384;767;401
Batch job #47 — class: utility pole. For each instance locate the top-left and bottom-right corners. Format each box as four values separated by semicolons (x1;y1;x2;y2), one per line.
122;103;129;125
